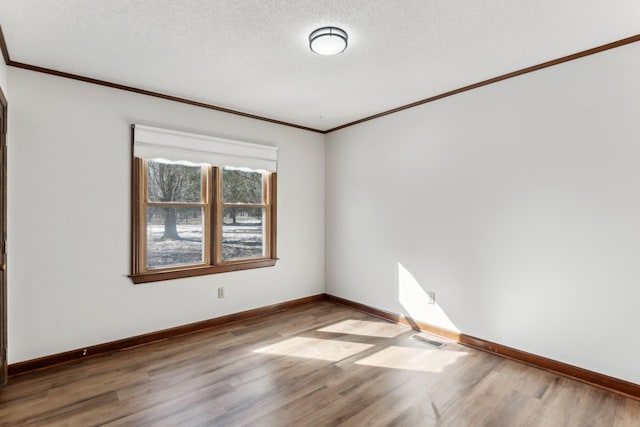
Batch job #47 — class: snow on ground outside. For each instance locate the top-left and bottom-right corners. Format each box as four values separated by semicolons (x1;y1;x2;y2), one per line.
147;224;264;268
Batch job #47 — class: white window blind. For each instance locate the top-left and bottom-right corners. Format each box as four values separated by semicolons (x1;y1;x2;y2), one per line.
133;124;278;172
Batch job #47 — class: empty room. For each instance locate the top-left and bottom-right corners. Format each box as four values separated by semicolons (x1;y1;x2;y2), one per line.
0;1;639;425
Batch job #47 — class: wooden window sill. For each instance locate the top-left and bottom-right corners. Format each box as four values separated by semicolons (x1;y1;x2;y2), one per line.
131;259;278;284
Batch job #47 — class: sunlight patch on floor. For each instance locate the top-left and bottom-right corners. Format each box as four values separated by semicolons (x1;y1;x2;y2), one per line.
355;345;467;373
317;319;408;338
254;337;374;362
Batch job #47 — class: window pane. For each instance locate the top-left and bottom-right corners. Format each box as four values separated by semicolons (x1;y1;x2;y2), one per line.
222;207;265;260
147;160;202;203
147;207;205;268
222;167;264;204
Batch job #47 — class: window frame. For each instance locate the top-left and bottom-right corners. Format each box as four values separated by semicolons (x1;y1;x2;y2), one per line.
131;158;278;284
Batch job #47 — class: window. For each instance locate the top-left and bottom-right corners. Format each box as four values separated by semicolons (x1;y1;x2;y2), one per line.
131;125;278;284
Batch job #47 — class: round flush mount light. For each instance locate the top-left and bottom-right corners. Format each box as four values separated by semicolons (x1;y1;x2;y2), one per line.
309;26;348;56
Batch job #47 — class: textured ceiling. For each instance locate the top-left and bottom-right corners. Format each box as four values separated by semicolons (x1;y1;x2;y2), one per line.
0;0;638;131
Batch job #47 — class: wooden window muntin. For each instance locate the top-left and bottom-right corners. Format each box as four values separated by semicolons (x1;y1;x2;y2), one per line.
142;160;210;271
131;159;277;284
217;167;270;263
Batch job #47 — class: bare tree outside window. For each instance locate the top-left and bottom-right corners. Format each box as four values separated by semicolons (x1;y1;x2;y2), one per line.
146;160;205;268
147;161;202;240
222;167;267;261
132;157;277;284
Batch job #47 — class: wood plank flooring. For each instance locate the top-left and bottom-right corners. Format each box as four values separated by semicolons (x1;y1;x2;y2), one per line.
1;301;639;426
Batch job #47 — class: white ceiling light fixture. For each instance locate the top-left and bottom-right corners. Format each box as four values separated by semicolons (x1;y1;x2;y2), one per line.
309;26;348;56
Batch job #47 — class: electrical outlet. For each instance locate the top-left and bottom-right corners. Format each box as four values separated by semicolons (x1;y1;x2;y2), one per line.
218;287;225;299
427;292;436;305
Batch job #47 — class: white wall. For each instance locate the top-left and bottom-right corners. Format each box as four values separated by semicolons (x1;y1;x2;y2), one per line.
7;68;325;363
326;41;640;384
7;40;640;387
0;57;7;96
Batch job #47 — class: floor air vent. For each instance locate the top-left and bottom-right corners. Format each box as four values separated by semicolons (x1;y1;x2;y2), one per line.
411;334;446;348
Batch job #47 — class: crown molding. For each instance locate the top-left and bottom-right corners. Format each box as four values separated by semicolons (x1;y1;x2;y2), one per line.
324;33;640;133
0;25;639;133
0;24;10;66
9;61;325;134
0;24;324;134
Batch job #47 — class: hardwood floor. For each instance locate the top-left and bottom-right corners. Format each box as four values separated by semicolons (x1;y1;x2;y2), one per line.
0;301;638;426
